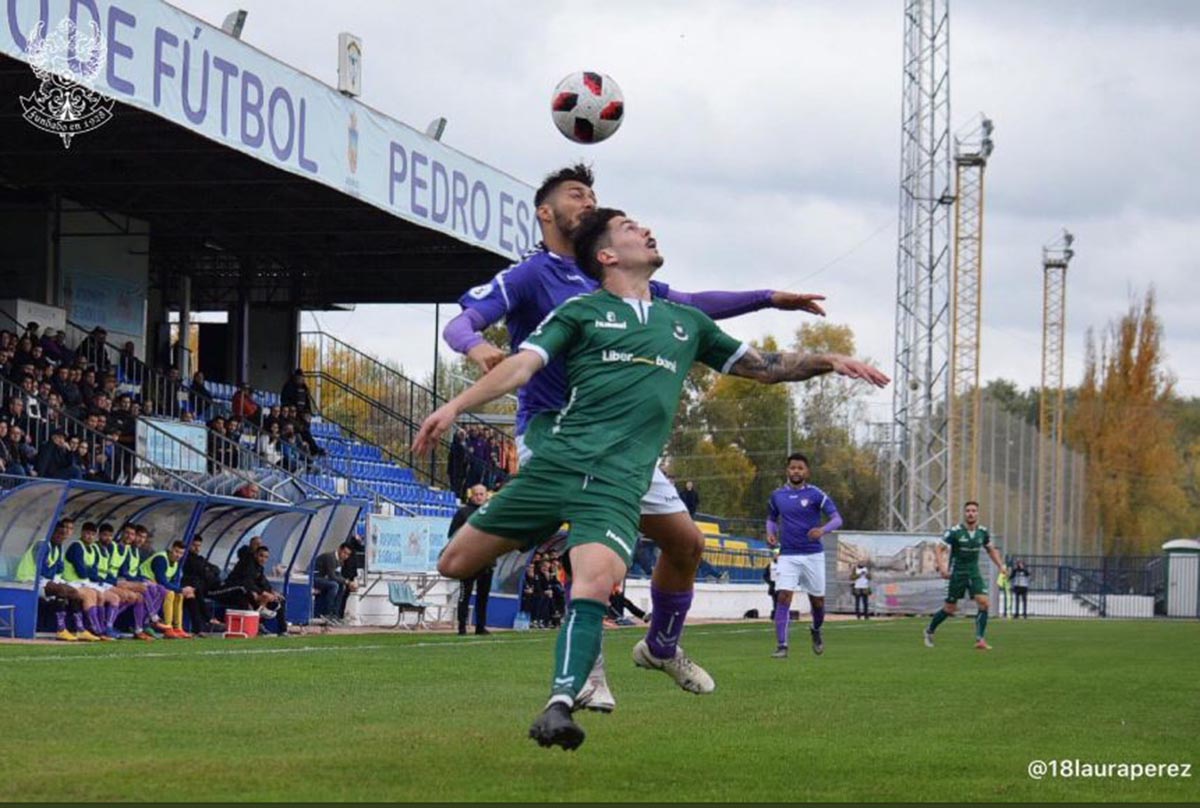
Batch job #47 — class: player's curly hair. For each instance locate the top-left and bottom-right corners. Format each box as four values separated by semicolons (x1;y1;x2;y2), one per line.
534;162;594;207
572;207;625;280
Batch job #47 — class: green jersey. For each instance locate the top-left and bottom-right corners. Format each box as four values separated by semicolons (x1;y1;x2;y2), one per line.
943;523;991;574
521;289;747;496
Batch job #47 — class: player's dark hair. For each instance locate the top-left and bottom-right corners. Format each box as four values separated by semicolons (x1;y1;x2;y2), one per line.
170;539;186;551
964;500;980;509
787;452;810;466
534;162;594;208
99;523;114;533
572;208;625;280
81;521;97;532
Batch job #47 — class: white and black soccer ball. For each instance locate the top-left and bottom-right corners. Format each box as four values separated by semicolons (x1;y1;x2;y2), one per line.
550;71;624;144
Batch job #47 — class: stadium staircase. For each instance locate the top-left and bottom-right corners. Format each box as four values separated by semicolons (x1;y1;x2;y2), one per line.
299;329;513;491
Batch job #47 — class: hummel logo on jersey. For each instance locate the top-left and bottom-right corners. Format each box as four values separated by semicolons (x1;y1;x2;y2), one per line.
564;274;588;284
554;675;575;687
672;322;689;342
595;311;628;329
468;283;491;299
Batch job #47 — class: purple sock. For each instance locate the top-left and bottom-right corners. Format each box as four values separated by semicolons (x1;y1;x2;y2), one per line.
55;610;67;632
86;606;102;633
132;600;146;631
774;603;790;647
71;611;85;632
147;586;164;620
105;602;118;628
645;585;693;659
812;604;825;632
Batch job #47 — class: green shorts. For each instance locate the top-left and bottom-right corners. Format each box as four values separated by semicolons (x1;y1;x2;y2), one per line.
466;457;640;566
946;569;986;602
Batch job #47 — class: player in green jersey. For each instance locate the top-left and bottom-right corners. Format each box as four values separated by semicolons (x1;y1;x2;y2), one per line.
924;501;1008;650
413;207;889;750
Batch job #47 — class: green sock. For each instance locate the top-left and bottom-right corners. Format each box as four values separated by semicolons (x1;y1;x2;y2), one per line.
549;598;607;706
975;609;989;640
927;608;949;634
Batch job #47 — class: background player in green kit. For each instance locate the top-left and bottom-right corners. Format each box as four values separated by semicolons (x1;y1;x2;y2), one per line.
413;207;889;750
924;501;1008;651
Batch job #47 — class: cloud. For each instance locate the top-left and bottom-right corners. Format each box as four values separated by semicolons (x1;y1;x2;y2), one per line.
172;0;1200;397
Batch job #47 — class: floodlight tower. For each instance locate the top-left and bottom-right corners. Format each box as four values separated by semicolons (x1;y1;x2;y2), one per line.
889;0;954;533
1038;230;1074;555
947;116;994;510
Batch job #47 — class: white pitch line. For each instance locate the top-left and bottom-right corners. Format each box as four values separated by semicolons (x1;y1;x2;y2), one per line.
0;621;887;664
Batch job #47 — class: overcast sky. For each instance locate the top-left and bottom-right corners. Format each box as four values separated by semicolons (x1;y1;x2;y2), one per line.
174;0;1200;411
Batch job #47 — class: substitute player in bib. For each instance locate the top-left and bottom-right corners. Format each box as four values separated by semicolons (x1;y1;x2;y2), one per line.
415;207;889;750
766;453;842;658
442;164;828;711
924;501;1007;651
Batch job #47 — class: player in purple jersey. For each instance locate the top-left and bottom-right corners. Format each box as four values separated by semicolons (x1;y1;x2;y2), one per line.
766;453;843;658
443;164;829;711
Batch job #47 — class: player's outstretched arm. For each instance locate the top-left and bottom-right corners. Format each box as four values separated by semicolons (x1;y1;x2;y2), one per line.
664;288;827;320
727;348;890;387
443;308;508;372
412;350;544;454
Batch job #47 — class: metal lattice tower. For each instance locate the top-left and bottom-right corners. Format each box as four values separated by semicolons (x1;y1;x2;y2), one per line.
1037;230;1074;554
889;0;954;532
947;117;994;510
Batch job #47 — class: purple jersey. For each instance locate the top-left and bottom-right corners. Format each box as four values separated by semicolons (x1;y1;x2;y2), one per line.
457;249;669;434
768;484;839;555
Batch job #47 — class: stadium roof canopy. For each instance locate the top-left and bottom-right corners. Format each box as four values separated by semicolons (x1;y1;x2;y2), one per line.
0;1;536;309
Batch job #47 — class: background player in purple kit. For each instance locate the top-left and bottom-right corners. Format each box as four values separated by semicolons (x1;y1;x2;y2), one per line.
766;453;843;658
443;164;828;710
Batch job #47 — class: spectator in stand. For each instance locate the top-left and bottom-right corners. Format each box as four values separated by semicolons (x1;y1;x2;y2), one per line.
76;436;109;483
451;485;493;636
35;429;81;480
117;341;141;382
78;367;98;408
295;412;325;460
257;421;283;466
0;420;20;479
279;422;307;472
180;534;225;635
19;374;42;422
679;480;700;517
21;321;40;344
313;542;357;623
52;364;83;416
108;394;137;484
153;366;182;418
12;335;35;369
179;408;194;424
76;327;110;371
40;329;72;365
99;373;119;402
6;424;35;476
206;416;233;472
231;381;263;427
448;428;469;498
2;396;32;441
233;481;261;500
221;543;288;636
188;371;213;416
280;369;313;414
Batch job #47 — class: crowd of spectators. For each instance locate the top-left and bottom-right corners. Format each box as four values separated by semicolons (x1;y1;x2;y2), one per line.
0;327;142;484
520;549;566;629
447;424;518;498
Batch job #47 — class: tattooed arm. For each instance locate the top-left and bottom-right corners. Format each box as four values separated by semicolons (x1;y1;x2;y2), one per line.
728;348;891;388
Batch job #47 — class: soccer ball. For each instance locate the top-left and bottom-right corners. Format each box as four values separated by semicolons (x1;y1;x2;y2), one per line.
550;71;624;144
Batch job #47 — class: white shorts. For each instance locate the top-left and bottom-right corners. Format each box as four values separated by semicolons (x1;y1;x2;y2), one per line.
515;434;687;517
776;552;826;596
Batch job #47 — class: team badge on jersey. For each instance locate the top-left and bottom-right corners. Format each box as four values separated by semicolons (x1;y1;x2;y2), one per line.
468;283;492;299
672;322;689;342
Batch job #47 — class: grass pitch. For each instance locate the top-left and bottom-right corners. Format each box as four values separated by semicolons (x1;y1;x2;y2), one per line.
0;617;1195;803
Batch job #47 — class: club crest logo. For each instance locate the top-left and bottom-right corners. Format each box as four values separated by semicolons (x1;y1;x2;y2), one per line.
20;19;115;149
800;499;810;507
672;322;689;341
